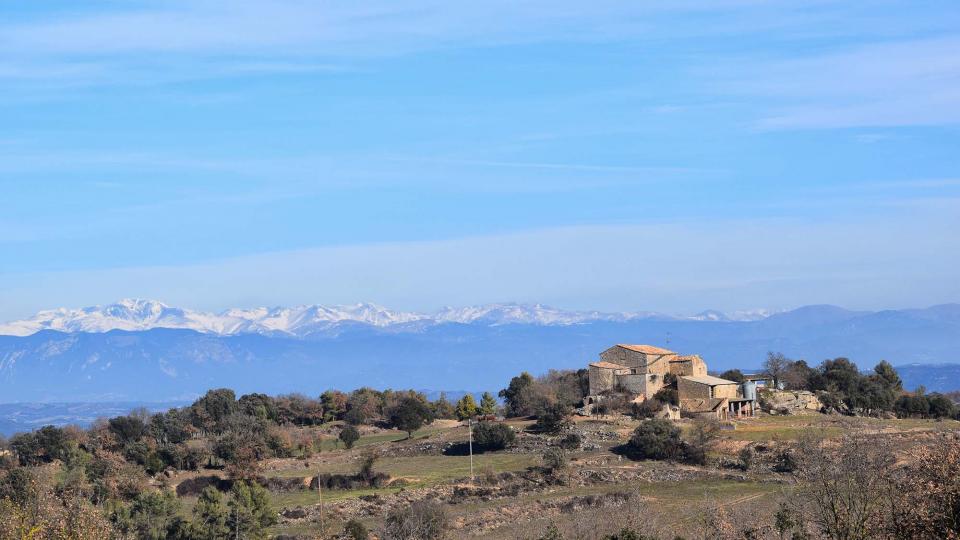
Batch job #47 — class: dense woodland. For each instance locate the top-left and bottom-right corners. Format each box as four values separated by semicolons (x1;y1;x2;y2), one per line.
0;354;958;539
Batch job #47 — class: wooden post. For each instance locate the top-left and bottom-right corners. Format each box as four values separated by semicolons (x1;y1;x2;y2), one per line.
468;418;474;484
317;471;324;537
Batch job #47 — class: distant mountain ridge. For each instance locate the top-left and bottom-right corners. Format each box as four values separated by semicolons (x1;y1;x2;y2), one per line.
0;299;780;337
1;302;958;403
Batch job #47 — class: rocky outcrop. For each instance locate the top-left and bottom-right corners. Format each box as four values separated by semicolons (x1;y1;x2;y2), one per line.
761;390;822;414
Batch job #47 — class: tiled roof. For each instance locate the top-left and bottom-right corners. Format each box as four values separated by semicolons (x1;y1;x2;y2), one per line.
672;354;702;362
589;361;631;370
616;344;676;355
681;374;739;386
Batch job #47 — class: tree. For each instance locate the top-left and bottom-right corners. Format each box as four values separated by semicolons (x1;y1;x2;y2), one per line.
339;424;360;449
111;490;182;540
719;369;745;383
792;434;893;540
191;388;238;433
455;394;478;421
345;388;383;426
534;403;571;434
320;390;349;422
227;481;276;540
872;360;902;391
10;425;69;466
499;372;539;417
885;436;960;538
763;352;790;389
432;393;456;420
110;414;149;447
386;397;434;439
479;392;498;416
190;486;230;540
628;419;682;460
238;393;278;423
783;359;816;390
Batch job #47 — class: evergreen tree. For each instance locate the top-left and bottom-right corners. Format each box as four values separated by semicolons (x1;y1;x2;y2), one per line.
227;481;276;539
432;392;457;420
190;486;230;540
455;395;478;420
479;392;498;416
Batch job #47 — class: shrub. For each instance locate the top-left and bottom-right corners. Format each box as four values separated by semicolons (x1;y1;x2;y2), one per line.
558;433;581;450
534;403;571;434
383;500;448;540
473;422;515;451
652;387;678;406
542;448;568;472
773;449;797;473
344;518;370;540
339;425;360;449
683;419;720;465
628;419;681;460
630;399;664;419
738;447;753;471
539;524;564;540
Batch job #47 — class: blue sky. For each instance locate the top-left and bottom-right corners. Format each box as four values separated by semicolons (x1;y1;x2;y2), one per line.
2;0;959;319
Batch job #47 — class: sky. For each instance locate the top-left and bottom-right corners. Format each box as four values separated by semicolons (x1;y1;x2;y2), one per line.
1;0;959;320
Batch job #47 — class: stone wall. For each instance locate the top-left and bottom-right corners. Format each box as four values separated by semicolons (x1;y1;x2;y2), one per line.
600;347;645;369
588;365;616;395
712;383;740;399
669;355;707;377
599;346;674;373
678;377;712;399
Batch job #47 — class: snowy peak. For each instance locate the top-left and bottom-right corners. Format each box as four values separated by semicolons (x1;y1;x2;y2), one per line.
0;299;786;337
433;303;657;326
0;299;218;336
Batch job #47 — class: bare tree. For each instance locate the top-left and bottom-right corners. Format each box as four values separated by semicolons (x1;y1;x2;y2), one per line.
763;352;791;389
791;433;894;540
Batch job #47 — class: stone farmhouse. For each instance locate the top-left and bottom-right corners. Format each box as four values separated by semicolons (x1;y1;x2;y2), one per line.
587;344;757;420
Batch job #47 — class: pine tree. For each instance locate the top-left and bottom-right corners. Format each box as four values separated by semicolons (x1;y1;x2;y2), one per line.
191;486;230;540
227;481;276;539
479;392;498;416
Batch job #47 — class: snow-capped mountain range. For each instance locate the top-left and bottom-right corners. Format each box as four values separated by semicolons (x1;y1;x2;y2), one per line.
0;299;779;337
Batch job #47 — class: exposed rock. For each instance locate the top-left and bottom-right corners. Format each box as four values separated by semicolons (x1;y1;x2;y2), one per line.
761;390;822;414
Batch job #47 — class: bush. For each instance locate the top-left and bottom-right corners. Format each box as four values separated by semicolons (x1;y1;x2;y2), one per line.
542;448;568;472
652;387;678;406
534;403;571;434
683;419;721;465
383;500;448;540
773;449;797;473
558;433;581;450
628;419;682;460
738;447;753;471
344;518;370;540
473;422;515;451
630;399;664;419
340;425;360;449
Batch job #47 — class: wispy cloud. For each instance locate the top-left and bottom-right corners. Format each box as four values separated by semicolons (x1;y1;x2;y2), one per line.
718;37;960;129
3;213;958;319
